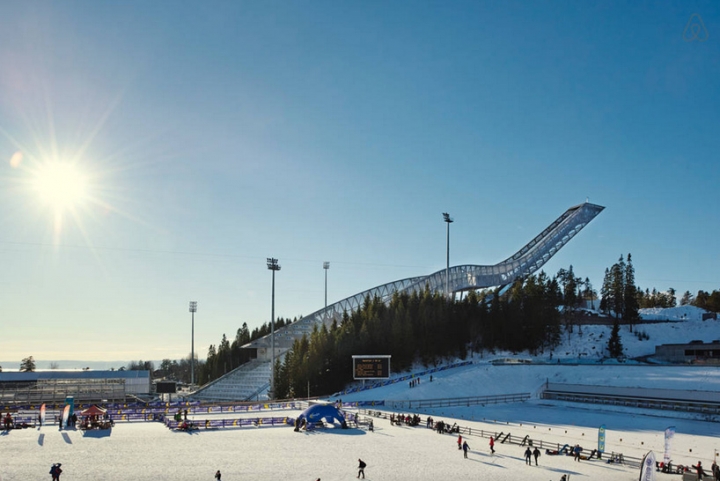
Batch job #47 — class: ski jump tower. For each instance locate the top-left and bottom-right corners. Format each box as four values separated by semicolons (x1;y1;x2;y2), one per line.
246;202;604;357
192;201;603;401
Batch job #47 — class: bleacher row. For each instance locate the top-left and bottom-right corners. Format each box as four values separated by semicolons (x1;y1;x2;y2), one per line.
191;359;272;402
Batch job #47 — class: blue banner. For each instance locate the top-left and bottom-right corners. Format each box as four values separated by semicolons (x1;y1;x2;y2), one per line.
598;424;606;453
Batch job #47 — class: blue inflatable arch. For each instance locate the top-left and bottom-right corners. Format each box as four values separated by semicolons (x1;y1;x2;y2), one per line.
295;403;346;429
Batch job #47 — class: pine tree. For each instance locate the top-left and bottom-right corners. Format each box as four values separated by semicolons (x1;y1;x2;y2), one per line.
20;356;36;372
610;256;625;318
607;320;623;358
623;253;639;332
583;277;596;309
599;268;611;314
680;291;694;306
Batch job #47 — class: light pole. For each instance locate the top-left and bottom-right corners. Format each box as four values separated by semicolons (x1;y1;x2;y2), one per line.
267;257;281;399
443;213;453;298
189;301;197;386
323;262;330;308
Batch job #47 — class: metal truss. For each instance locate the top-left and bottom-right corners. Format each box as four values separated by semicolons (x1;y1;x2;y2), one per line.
244;202;604;349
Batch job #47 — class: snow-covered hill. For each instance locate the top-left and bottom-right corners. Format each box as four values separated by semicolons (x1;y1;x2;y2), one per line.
640;305;712;321
528;306;718;362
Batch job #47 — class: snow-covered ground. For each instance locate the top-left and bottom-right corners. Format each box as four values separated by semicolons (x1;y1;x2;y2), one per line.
2;307;719;481
506;305;719;362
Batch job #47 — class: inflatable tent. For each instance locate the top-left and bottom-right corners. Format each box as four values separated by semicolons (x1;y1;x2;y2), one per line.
295;403;347;430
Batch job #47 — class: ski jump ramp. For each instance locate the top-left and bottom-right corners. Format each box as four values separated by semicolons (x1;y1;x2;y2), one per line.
193;202;603;400
246;201;604;352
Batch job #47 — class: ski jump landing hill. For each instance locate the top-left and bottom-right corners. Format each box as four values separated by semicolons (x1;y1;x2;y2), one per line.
191;201;605;402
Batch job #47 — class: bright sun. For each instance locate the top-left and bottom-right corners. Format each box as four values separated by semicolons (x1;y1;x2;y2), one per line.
32;161;89;212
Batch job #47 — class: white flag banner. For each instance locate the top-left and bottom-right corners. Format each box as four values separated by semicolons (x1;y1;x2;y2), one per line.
640;451;656;481
663;426;675;464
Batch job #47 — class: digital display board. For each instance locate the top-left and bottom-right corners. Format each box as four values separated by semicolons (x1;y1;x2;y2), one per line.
156;381;177;394
352;355;391;379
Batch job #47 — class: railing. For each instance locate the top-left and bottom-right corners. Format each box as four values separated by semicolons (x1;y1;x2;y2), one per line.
542;383;720;417
383;392;531;410
163;416;293;430
354;408;642;469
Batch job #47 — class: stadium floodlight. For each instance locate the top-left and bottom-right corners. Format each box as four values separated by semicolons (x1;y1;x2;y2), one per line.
189;301;197;386
323;262;330;308
267;258;281;399
443;213;454;298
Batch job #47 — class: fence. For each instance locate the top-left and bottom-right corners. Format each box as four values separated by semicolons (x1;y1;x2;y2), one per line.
541;383;720;416
382;392;531;410
354;408;643;468
163;416;294;430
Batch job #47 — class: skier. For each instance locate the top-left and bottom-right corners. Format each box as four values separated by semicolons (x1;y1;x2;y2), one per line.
533;446;541;465
462;440;470;459
215;470;221;480
524;447;532;465
457;434;462;450
357;459;366;479
489;436;495;454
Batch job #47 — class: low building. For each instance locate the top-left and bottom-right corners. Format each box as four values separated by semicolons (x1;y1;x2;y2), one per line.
0;370;150;405
654;340;720;364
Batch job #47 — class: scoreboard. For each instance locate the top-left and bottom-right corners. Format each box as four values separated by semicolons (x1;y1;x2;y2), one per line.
156;381;177;394
352;355;391;380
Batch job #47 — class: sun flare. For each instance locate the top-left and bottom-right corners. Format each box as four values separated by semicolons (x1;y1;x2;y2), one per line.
32;161;89;212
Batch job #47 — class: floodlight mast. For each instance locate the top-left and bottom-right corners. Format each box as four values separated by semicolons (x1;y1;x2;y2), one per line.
189;301;197;386
323;262;330;308
442;213;454;298
267;258;281;399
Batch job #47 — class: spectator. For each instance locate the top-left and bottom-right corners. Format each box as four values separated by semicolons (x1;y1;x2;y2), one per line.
357;459;366;479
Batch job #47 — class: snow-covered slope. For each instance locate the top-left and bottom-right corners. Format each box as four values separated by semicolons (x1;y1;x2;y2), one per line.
640;305;711;321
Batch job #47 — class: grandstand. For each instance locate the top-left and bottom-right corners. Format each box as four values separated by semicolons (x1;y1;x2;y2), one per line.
189;202;604;401
191;359;271;402
0;370;150;405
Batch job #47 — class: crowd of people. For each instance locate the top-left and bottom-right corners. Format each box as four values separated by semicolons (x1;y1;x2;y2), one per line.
389;413;421;426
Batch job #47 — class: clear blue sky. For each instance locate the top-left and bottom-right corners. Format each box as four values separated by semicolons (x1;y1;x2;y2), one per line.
1;1;718;365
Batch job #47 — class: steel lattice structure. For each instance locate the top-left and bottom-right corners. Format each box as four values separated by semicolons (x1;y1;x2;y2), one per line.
245;202;604;350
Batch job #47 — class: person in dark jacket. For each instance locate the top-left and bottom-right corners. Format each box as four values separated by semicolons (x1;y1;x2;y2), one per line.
462;441;470;458
533;447;541;465
524;447;533;465
50;463;62;481
695;461;707;480
357;459;366;479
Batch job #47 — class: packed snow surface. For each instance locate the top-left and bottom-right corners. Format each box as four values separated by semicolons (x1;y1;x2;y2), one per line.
2;308;720;481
